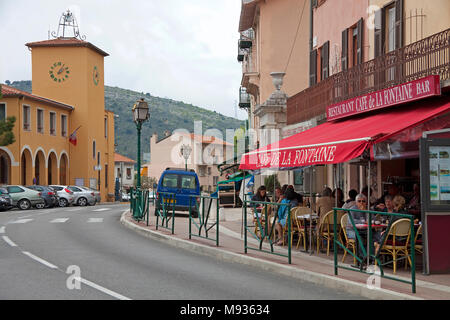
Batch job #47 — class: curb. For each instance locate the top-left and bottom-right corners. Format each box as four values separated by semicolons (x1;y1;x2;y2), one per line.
120;211;421;300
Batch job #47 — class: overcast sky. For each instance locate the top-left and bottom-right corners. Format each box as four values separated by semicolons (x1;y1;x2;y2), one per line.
0;0;248;120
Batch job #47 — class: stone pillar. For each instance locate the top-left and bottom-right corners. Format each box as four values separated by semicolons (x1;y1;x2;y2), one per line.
253;72;288;188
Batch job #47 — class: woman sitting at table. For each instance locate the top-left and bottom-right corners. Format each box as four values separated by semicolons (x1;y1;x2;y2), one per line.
347;194;368;267
274;188;295;245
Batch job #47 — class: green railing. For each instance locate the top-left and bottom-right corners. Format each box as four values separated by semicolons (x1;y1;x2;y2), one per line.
243;196;292;264
189;195;220;247
333;208;416;293
130;188;150;223
155;192;176;234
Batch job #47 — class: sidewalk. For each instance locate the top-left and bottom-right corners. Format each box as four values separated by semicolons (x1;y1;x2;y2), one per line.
121;205;450;300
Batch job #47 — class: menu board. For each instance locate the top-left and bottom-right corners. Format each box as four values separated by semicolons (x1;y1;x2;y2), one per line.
429;146;450;202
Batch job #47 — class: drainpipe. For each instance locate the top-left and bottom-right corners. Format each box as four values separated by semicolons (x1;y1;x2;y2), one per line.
309;0;314;52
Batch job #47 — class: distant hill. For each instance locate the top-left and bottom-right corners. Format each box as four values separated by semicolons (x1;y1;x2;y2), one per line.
8;80;244;161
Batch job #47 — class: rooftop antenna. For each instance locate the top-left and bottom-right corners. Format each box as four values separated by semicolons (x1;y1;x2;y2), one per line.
50;9;86;40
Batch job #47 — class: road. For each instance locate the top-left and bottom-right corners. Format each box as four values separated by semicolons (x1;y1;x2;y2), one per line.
0;204;364;300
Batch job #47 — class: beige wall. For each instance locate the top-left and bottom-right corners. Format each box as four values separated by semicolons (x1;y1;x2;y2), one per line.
147;133;230;192
368;0;450;60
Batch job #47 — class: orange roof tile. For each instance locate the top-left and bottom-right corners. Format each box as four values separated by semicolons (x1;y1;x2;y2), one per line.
0;84;74;111
26;38;109;57
115;153;136;163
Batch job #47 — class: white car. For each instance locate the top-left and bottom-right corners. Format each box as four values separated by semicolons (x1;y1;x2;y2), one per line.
121;192;130;202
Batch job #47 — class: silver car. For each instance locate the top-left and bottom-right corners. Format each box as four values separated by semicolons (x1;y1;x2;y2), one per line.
5;185;45;210
49;185;75;207
67;185;96;206
79;186;101;204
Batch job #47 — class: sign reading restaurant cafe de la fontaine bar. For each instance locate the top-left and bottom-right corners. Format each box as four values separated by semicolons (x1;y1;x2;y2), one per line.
326;75;441;121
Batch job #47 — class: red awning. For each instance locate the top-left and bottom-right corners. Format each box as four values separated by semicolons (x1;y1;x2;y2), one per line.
239;97;450;170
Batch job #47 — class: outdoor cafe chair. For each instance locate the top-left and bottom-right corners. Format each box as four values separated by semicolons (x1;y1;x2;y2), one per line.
409;223;423;255
340;213;356;265
316;210;345;256
379;218;412;274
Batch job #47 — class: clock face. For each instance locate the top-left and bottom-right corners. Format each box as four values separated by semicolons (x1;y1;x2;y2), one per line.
49;62;70;83
93;66;99;86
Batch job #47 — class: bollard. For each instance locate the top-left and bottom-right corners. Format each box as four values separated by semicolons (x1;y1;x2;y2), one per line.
219;207;226;222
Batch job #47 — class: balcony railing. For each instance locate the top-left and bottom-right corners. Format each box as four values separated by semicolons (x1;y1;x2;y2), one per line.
287;28;450;125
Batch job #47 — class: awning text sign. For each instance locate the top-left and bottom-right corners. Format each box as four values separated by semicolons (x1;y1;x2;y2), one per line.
327;75;441;121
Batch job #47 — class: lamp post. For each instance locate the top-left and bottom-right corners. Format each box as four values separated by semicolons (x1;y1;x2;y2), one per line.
132;98;150;220
180;144;192;171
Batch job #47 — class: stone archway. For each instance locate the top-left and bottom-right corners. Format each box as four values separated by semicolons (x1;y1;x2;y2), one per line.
47;152;58;185
59;153;68;185
21;148;33;185
35;150;46;185
0;150;11;184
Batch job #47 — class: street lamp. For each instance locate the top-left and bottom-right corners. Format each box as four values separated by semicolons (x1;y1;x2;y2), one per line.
180;144;192;171
132;98;149;220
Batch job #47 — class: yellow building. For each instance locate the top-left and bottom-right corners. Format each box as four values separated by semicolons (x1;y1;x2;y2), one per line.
0;12;115;202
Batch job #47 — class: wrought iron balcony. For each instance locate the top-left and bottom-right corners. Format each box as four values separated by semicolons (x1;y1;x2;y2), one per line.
287;28;450;125
239;87;251;109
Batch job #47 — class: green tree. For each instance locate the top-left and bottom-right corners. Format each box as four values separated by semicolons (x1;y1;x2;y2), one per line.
264;174;280;194
0;116;16;146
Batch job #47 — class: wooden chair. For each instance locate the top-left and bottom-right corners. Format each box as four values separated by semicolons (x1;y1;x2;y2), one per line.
379;218;412;274
410;224;423;255
340;213;356;265
316;210;344;256
253;205;270;238
280;207;297;246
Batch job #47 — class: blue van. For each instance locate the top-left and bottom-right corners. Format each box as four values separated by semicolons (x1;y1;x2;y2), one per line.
155;168;200;217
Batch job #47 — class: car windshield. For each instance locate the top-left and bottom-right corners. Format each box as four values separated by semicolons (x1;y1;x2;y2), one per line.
162;174;179;188
180;175;197;190
0;187;8;194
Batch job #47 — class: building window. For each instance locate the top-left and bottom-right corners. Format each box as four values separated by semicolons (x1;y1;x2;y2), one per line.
49;112;56;135
93;141;96;159
105;164;108;188
61;115;67;137
0;103;6;121
23;105;31;130
37;109;44;133
104;117;108;138
126;168;131;179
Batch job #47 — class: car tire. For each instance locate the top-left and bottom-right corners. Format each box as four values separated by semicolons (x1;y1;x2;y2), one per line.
18;199;31;210
59;198;69;207
77;197;88;206
35;203;45;209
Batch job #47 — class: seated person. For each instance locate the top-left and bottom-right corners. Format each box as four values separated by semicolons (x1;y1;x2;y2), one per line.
274;189;292;245
332;188;345;208
288;185;303;205
407;183;421;217
314;187;334;219
251;185;271;218
347;194;369;267
342;189;358;209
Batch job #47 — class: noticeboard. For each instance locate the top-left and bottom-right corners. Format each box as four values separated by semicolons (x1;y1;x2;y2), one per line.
421;138;450;210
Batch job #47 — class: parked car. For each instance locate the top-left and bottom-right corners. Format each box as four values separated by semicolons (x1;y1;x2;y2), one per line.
26;186;58;208
67;186;96;206
5;185;45;210
155;168;200;217
49;185;75;207
79;186;101;203
121;192;130;202
0;187;14;211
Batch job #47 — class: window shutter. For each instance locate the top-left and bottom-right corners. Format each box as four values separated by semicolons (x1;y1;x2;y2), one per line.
341;29;348;71
321;41;329;80
309;49;317;86
356;18;363;64
395;0;403;49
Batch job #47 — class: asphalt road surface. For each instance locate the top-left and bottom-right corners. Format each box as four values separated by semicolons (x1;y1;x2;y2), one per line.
0;204;364;300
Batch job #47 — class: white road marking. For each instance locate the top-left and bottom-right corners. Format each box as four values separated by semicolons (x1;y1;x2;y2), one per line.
92;208;110;212
87;218;103;223
76;277;131;300
66;208;83;212
10;219;34;224
0;226;5;234
22;251;58;269
2;236;17;247
50;218;69;223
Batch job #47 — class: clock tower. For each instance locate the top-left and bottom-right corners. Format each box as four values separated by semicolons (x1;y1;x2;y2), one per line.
25;10;115;201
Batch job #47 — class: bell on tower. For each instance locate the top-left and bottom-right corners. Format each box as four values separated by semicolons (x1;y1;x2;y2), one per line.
50;10;86;40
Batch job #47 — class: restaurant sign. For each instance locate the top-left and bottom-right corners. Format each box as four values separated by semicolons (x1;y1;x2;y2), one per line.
326;75;441;121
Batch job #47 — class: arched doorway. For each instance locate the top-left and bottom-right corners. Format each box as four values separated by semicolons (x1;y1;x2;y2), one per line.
35;150;46;185
21;148;33;185
48;152;58;185
0;150;11;184
59;153;68;185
